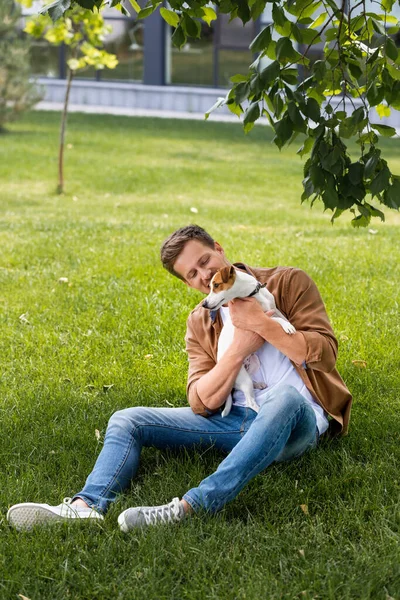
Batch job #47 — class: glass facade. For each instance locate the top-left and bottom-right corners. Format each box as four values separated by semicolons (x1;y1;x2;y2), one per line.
169;16;256;87
22;2;399;87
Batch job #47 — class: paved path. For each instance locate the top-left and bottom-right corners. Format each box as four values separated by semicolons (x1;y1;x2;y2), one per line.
35;101;268;125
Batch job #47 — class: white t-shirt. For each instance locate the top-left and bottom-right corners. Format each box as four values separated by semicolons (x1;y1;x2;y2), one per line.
220;307;329;435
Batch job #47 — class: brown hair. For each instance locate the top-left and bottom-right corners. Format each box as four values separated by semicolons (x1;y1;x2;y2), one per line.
160;225;215;280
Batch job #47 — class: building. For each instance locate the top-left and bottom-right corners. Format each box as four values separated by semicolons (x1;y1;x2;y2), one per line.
22;1;400;125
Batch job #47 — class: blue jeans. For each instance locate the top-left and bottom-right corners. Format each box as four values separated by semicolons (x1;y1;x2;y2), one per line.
75;384;318;514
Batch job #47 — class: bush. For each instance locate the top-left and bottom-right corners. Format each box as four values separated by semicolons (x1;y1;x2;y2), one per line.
0;0;43;131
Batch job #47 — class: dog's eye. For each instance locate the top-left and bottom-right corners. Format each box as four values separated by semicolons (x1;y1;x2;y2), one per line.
213;283;219;289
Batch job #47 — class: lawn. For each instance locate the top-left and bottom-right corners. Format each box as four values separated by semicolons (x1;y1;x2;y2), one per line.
0;110;399;600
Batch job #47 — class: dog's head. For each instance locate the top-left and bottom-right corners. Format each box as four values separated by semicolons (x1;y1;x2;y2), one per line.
202;266;238;310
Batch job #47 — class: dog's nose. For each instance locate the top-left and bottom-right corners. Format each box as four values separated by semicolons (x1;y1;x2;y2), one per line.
202;300;209;309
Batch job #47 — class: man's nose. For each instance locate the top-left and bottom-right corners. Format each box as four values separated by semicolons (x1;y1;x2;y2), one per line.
199;267;212;279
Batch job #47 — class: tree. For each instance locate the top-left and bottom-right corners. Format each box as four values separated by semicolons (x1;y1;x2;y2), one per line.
36;0;400;224
0;0;43;131
21;1;118;193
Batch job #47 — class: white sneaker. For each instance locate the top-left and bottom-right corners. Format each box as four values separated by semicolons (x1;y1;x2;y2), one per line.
7;497;104;531
118;497;185;532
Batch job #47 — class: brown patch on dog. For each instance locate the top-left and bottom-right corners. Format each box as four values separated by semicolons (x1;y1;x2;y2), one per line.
211;266;236;291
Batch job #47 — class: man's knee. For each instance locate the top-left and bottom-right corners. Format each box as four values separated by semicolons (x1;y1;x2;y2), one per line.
260;384;305;415
107;407;144;436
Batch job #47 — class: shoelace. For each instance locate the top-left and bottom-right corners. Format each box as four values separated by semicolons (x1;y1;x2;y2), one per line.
143;499;181;526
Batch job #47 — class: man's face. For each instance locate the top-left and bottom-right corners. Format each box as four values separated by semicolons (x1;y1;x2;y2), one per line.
173;240;231;294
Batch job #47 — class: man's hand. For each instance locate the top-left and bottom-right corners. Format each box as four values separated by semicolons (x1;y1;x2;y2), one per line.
229;326;265;360
229;297;273;333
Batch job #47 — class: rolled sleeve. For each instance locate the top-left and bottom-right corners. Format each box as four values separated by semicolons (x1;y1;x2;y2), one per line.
185;311;218;417
285;269;338;373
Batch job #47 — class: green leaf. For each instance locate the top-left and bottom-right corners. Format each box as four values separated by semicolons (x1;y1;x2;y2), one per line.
205;96;226;120
226;100;243;118
370;123;397;137
364;202;385;221
376;103;391;118
230;74;248;83
370;166;391;196
243;102;260;126
386;38;399;62
348;162;364;185
297;135;314;157
322;185;339;210
281;68;298;85
357;131;379;145
288;102;306;132
249;25;272;53
40;0;71;21
160;8;180;28
138;4;161;19
310;164;325;190
351;213;371;228
310;12;327;29
273;115;293;149
234;81;250;104
259;60;280;85
386;61;400;81
236;0;251;23
303;97;320;122
275;37;300;64
171;25;186;49
351;107;365;125
251;0;267;20
366;83;384;107
128;0;141;12
272;3;287;27
383;178;400;209
364;152;380;179
182;14;201;38
201;6;217;26
286;0;322;19
382;0;395;10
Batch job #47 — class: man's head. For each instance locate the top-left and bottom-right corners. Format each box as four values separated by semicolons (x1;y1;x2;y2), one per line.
160;225;231;294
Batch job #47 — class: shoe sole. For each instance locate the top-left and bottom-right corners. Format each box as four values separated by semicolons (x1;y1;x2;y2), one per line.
7;503;104;531
7;504;66;531
117;511;130;533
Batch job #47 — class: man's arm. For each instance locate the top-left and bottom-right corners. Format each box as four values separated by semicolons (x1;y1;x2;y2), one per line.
195;328;264;411
185;313;264;414
229;299;308;365
229;268;338;373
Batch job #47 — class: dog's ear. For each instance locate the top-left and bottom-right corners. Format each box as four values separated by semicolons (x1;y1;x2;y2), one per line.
220;266;235;283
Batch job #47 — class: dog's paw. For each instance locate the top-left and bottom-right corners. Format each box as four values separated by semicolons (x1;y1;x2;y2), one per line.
253;381;267;390
282;322;296;334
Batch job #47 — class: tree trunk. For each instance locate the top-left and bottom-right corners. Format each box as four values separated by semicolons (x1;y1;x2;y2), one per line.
57;67;74;194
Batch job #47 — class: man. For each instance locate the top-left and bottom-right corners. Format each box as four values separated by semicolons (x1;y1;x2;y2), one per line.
7;225;352;531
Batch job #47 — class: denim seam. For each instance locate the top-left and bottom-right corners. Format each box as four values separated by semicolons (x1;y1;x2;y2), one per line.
96;431;137;504
133;422;245;436
182;493;201;512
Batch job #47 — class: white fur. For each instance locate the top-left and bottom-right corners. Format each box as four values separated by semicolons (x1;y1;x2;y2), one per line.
203;269;296;417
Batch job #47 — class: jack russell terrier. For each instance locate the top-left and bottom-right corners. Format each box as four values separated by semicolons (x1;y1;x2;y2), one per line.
202;266;296;417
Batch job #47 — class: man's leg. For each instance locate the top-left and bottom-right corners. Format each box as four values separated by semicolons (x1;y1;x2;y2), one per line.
183;384;318;514
7;404;250;529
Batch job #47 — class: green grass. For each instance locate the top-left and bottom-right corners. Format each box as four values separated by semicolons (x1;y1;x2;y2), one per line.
0;110;400;600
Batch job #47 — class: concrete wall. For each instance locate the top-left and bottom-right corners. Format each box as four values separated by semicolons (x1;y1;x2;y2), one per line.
38;79;232;116
38;78;400;130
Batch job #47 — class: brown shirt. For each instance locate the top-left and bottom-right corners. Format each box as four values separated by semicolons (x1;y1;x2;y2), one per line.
185;264;352;436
